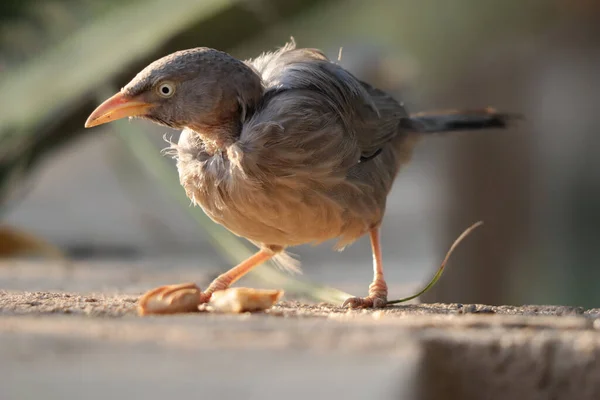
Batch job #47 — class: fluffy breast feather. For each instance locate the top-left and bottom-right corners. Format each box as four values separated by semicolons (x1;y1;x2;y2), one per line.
173;98;374;249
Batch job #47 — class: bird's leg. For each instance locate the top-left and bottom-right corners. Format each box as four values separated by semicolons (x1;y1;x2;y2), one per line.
137;249;273;314
343;227;388;308
199;249;273;303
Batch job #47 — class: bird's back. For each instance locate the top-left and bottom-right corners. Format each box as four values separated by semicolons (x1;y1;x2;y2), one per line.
246;41;409;159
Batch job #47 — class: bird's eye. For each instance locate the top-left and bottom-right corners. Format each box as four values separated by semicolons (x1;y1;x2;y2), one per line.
157;82;175;98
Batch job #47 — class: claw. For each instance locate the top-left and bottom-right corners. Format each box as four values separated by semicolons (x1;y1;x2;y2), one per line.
342;297;366;308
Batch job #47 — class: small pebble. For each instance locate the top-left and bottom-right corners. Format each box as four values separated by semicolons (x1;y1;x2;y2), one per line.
464;304;477;313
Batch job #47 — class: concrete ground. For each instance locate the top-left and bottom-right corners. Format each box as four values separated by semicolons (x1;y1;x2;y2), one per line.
2;260;600;400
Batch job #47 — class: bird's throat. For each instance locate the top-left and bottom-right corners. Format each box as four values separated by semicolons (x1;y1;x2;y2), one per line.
186;121;239;156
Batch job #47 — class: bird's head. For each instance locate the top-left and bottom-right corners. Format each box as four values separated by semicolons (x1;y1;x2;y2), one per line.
85;48;263;135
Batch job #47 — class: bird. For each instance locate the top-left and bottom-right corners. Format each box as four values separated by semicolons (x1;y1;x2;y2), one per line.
85;40;513;309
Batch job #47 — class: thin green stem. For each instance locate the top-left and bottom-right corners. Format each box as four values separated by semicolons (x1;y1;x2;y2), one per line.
387;221;483;305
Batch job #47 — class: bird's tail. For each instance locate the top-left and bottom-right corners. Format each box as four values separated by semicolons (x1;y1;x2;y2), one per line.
400;107;520;134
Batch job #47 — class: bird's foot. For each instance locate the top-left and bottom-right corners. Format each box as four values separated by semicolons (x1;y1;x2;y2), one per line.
137;282;211;315
342;294;387;309
342;279;388;309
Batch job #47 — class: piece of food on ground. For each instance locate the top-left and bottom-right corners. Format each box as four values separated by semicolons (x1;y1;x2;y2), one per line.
208;288;284;313
137;282;202;316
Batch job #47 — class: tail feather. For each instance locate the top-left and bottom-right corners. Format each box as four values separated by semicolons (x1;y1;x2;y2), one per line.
400;107;520;133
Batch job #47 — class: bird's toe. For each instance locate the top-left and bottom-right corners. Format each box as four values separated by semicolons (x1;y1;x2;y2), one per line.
342;296;367;309
342;295;387;309
371;297;387;308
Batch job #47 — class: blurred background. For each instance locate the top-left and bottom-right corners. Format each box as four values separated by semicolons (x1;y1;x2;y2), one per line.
1;0;599;307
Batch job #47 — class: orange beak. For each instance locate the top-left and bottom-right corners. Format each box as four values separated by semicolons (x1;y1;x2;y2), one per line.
84;92;154;128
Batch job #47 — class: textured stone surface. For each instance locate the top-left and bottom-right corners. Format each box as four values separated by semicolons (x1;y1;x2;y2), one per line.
2;289;600;400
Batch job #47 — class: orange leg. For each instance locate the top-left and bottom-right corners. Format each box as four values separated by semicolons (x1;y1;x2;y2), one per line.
138;249;273;314
342;227;388;308
199;249;273;302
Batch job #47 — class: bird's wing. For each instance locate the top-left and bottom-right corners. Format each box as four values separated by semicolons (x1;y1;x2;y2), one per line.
354;80;408;158
244;41;406;161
